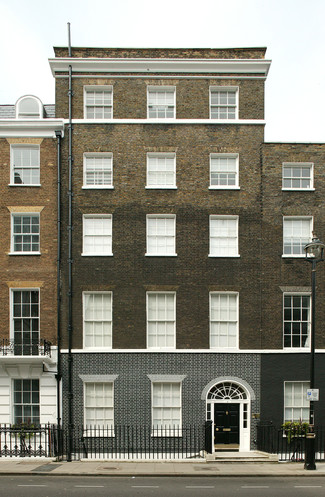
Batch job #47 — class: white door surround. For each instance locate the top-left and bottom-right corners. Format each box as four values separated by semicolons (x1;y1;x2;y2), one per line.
201;376;255;452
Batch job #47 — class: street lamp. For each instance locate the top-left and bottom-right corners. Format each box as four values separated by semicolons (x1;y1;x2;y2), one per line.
303;235;325;470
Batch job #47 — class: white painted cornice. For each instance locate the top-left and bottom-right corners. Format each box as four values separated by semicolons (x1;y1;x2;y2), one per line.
68;118;266;125
0;119;65;138
49;58;271;77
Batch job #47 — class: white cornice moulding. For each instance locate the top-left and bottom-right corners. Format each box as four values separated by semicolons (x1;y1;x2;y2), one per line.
68;118;266;125
49;58;271;77
0;119;65;138
61;348;325;354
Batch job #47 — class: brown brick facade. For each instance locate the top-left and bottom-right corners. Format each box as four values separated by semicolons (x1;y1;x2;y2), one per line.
0;137;58;345
261;143;325;349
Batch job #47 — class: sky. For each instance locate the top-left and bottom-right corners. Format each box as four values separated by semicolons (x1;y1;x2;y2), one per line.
0;0;324;142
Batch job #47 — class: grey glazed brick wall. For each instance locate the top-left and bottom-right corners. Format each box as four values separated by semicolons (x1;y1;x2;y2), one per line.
61;352;260;449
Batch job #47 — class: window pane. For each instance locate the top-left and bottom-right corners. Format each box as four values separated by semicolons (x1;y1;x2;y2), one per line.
283;218;311;256
147;216;175;255
85;89;112;119
85;382;114;427
210;216;238;256
12;290;40;356
84;293;112;348
282;164;312;189
147;293;175;349
284;382;309;422
84;155;113;186
147;154;176;187
13;379;40;424
12;214;40;253
83;216;112;255
148;89;175;119
283;295;310;348
12;146;40;185
152;382;181;430
210;155;238;187
210;89;237;119
210;293;238;349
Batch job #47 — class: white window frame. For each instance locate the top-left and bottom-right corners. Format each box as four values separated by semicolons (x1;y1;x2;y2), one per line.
83;153;113;189
82;214;113;256
146;214;176;256
10;212;40;255
10;288;40;356
209;292;239;350
209;86;238;120
209;215;239;257
284;381;310;423
209;153;239;189
10;145;40;186
151;381;182;436
147;292;176;350
146;153;176;189
83;381;114;435
147;86;176;119
283;293;311;349
282;163;314;191
12;379;40;425
84;86;113;119
83;292;112;349
283;216;312;258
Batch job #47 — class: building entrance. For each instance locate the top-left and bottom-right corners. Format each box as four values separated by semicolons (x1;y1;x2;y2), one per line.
214;403;240;446
203;378;255;452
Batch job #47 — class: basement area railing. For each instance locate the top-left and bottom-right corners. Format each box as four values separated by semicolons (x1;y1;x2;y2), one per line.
0;423;60;457
257;425;325;461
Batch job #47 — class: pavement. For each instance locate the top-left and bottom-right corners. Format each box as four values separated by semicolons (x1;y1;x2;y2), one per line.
0;455;325;477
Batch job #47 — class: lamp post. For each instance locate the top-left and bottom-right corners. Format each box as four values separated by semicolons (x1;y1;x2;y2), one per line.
303;235;325;470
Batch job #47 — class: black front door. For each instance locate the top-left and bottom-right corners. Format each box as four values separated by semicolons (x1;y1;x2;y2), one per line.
214;403;240;445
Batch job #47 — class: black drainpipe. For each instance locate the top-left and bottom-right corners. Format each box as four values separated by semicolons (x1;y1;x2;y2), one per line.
55;130;62;430
67;21;73;462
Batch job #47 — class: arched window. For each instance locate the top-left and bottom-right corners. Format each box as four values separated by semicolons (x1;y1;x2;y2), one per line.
207;381;247;400
16;96;43;119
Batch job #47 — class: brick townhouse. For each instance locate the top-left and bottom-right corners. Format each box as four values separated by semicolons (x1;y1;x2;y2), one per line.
49;45;325;455
0;96;64;427
1;45;324;456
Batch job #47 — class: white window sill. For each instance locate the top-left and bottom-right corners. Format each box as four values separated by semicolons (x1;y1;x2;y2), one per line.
209;346;239;351
209;186;240;190
208;254;240;258
82;186;114;190
145;186;177;190
9;184;41;187
282;188;315;192
8;251;41;256
145;253;177;257
282;254;306;258
81;253;113;257
146;117;176;121
83;347;113;351
147;347;176;351
283;347;310;352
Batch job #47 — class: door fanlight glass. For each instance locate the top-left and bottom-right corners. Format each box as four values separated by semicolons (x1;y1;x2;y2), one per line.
207;382;247;400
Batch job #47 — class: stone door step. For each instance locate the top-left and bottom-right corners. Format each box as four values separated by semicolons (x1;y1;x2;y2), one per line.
207;451;278;463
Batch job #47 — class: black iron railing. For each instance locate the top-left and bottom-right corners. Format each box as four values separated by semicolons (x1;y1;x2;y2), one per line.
0;339;52;357
0;423;59;457
0;424;205;460
63;424;205;460
257;425;325;461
